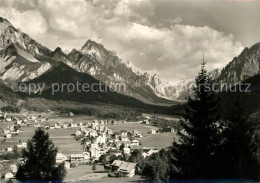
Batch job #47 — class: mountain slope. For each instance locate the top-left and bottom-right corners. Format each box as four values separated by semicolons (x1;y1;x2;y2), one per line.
25;63;173;108
0;17;53;60
0;17;53;84
0;44;51;83
217;42;260;85
63;40;178;104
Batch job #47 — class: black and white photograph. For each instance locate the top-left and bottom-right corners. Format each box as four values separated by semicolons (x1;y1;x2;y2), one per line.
0;0;259;182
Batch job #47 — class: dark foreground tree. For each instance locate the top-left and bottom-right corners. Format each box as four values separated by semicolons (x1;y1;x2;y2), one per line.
172;60;221;179
16;128;66;182
143;149;173;181
220;92;260;180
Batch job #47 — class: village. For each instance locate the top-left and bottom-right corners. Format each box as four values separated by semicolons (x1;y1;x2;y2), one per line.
0;110;178;182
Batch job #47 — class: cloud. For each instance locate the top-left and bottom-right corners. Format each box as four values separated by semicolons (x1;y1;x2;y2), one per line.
0;7;47;36
0;0;244;82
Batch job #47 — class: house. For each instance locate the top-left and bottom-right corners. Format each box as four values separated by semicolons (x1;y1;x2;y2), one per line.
150;129;156;134
16;120;22;125
91;123;97;129
169;126;175;133
82;128;91;136
7;125;14;131
55;123;61;129
3;129;10;134
5;133;12;139
62;123;69;128
111;160;124;171
146;149;159;157
64;161;71;169
70;154;84;163
78;122;83;127
30;116;37;120
131;140;140;146
40;117;47;122
16;142;27;148
121;131;129;141
99;125;105;132
90;147;101;160
123;147;131;155
121;130;128;136
70;123;77;128
89;129;98;137
6;116;12;122
118;162;137;177
75;129;82;136
129;145;140;151
123;140;131;147
143;119;150;125
4;172;14;180
106;129;113;135
135;133;143;138
83;152;91;160
95;126;100;132
95;135;106;144
7;147;13;152
56;152;67;163
10;164;18;173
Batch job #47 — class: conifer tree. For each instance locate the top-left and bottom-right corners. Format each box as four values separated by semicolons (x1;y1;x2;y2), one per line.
16;128;66;182
172;60;221;179
220;92;259;180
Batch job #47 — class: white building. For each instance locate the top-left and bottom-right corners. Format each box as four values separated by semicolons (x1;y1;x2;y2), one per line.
10;164;18;173
131;140;140;146
123;147;131;155
151;129;157;134
75;129;82;136
118;161;137;177
56;152;67;163
64;161;70;169
95;134;106;144
5;172;14;180
5;133;12;139
55;123;61;129
70;154;84;163
16;142;27;148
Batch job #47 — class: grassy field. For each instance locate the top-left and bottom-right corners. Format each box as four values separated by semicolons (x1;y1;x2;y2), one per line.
0;125;83;155
0;99;6;108
65;164;106;181
143;113;180;121
105;123;177;148
1;114;178;155
105;123;158;137
140;133;177;149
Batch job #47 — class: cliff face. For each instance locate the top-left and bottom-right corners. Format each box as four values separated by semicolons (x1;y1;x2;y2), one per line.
0;17;52;84
217;43;260;85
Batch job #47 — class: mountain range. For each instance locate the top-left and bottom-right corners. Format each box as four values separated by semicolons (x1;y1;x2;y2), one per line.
0;16;260;107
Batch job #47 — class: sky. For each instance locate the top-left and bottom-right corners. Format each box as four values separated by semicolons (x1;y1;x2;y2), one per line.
0;0;259;83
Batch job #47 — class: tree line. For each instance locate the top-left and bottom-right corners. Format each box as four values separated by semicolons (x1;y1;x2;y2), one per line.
142;61;260;181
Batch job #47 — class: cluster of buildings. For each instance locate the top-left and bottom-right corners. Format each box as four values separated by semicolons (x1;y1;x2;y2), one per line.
0;112;171;179
51;120;160;178
2;124;21;139
0;111;48;124
1;164;18;180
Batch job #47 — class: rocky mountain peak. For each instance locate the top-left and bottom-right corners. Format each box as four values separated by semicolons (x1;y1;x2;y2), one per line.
53;47;63;54
0;17;12;31
217;42;260;85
